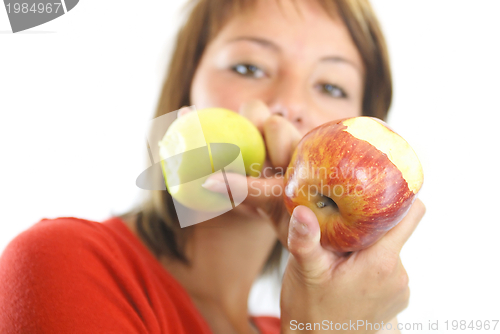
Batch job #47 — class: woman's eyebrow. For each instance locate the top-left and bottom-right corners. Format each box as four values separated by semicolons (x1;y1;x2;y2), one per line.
320;56;362;73
226;36;362;74
226;36;281;52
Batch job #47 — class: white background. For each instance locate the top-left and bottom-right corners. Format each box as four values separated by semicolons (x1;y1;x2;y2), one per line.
1;1;499;332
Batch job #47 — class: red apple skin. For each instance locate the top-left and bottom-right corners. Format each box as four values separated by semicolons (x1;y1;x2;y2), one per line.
283;118;421;254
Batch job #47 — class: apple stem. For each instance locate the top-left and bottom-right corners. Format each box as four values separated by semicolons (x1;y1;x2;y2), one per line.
316;195;339;212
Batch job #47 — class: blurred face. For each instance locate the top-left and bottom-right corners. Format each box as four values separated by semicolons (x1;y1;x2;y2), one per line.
190;0;365;135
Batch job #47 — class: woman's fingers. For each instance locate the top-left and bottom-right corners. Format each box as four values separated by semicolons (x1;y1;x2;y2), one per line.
287;205;340;281
202;172;283;210
202;172;290;239
377;198;426;255
238;99;272;133
263;115;302;170
240;99;302;171
177;106;195;118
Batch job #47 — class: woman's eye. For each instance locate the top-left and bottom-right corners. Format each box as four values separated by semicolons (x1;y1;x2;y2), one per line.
231;64;265;78
319;83;347;98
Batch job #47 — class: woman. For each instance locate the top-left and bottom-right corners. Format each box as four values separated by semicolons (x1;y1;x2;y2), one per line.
0;0;425;333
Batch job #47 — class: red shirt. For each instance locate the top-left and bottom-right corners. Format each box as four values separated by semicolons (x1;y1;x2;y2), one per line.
0;216;280;334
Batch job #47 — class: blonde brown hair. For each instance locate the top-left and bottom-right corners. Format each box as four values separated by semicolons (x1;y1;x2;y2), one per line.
120;0;392;271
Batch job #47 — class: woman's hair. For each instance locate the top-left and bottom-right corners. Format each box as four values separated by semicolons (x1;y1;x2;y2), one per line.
119;0;392;272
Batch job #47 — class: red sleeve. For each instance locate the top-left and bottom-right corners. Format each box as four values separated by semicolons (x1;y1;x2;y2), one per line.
0;218;157;334
0;217;281;334
252;316;281;334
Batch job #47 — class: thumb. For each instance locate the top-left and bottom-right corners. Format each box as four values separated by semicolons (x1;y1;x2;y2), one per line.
287;206;339;280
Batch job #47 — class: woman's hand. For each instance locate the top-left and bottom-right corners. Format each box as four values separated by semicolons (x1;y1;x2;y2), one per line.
280;200;425;333
198;100;426;332
200;99;301;246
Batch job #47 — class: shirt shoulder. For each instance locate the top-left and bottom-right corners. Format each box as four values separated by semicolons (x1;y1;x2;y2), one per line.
0;217;153;333
0;217;146;333
0;217;276;334
0;216;213;334
2;216;121;259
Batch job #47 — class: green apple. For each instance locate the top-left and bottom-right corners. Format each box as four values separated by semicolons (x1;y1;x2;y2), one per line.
158;107;265;212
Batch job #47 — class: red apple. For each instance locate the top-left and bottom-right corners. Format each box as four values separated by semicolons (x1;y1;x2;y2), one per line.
283;117;423;254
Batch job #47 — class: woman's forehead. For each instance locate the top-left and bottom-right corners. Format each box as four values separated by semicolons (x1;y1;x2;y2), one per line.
229;0;339;25
210;0;363;70
215;0;348;45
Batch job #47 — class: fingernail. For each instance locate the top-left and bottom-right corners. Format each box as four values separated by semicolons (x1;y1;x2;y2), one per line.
177;107;191;118
291;215;309;236
201;177;227;193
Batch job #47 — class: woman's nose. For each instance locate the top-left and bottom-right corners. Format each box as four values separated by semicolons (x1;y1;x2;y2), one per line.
269;103;303;124
267;80;306;125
